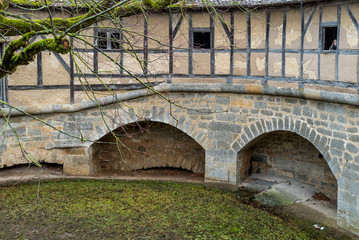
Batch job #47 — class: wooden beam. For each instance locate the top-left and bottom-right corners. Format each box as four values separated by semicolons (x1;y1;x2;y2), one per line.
169;11;173;78
144;16;148;75
282;10;287;78
303;7;317;35
173;15;184;38
247;11;251;76
188;13;193;75
345;4;359;34
70;37;74;104
37;53;43;86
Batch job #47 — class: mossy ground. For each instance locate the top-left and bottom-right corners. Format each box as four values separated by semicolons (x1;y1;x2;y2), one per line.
0;180;352;239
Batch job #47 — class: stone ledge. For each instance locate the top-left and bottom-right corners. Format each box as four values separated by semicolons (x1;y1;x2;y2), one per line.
3;83;359;117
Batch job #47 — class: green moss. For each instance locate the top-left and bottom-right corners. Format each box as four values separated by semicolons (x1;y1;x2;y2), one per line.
0;180;352;239
9;0;181;12
0;12;93;36
10;0;85;7
0;36;71;78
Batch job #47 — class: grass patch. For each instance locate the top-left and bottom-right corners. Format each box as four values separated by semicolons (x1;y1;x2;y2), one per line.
0;180;352;239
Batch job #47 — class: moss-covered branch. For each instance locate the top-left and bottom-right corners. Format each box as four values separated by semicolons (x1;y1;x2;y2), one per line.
0;0;178;79
0;37;71;78
0;0;178;36
2;31;47;64
0;10;97;36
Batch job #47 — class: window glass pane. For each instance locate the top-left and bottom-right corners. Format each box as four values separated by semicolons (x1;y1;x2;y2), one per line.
193;31;211;49
111;32;121;49
97;32;107;49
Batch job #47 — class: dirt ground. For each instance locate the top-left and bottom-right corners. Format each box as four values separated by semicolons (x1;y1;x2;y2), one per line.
0;163;204;185
0;164;358;239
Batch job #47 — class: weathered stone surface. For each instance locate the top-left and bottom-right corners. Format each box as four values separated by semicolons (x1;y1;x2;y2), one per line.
331;139;346;151
64;155;91;176
317;127;332;136
347;143;358;154
209;122;241;133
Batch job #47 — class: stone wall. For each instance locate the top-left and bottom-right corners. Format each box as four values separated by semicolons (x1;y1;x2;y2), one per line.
91;122;205;174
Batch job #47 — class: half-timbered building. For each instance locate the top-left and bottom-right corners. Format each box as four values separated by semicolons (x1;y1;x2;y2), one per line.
6;0;359;107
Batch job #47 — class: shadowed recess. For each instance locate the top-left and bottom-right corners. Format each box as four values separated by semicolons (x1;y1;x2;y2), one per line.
91;121;205;175
238;131;337;201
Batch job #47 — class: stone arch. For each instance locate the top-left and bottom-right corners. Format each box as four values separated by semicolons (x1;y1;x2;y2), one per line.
90;119;206;175
87;105;207;150
232;116;340;181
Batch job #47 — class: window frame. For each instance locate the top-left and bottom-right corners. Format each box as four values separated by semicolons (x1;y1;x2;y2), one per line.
321;22;338;53
96;29;122;50
192;28;212;50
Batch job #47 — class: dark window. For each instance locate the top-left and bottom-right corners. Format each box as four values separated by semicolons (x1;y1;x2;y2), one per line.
193;30;211;49
110;32;121;49
97;32;107;49
323;26;337;50
97;30;121;50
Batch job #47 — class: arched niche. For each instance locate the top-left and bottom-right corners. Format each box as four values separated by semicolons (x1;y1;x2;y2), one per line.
238;131;337;201
91;121;205;176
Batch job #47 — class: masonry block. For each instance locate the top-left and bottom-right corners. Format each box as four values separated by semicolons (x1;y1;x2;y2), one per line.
344;152;354;162
284;116;290;130
63;154;91;176
317;127;332;137
272;118;278;130
331;139;346;151
265;120;273;131
205;149;237;184
292;106;301;116
303;106;313;117
181;120;192;133
347;143;358;154
232;141;241;152
209;122;241;133
244;126;254;139
260;119;268;132
330;122;344;131
250;124;259;137
333;131;347;140
298;122;307;136
308;129;316;142
294;120;301;133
